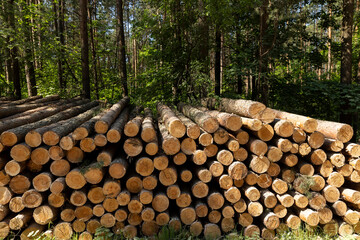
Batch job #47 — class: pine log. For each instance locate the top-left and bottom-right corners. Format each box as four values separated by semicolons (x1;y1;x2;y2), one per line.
10;143;31;162
126;175;143;194
172;109;201;139
344;143;360;157
207;192;225;210
83;163;104;184
33;205;57;225
207;160;224;177
103;179;121;198
228;161;248;180
244;186;260;201
53;222;73;240
298;142;311;156
108;157;128;179
191;181;209;198
2;101;97;147
50;159;71;177
66;147;84;163
298;209;319;226
22;189;42;208
94;97;129;134
276;194;294;208
49;146;64;160
206;110;242;131
189;221;203;236
94;134;107;147
272;137;292;152
247;201;263;217
106;108;129;143
79;137;96;153
310;174;325;191
213;127;229;145
20;222;45;240
142;175;158;190
272;109;318;133
219;174;233;189
233;129;250;146
9;175;30;194
238;212;253;227
247;138;268;156
173;152;187;165
266;146;282;162
198;130;213;146
285;214;301;229
157;103;186;138
208;210;221;223
159;166;177;186
48;193;65;208
152;193;169;212
178;103;219;133
50;177;65;194
317;119;353;143
323;138;344;152
65;168;86;190
257;173;273;188
9;197;24;213
32;172;53;192
5;160;25;176
233;147;248;161
158;121;180;155
70;190;88;207
252;124;274;142
308;192;326;210
72;110;107;140
250;155;270;174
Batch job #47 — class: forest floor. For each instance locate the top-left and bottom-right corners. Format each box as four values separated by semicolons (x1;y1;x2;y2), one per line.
16;225;358;240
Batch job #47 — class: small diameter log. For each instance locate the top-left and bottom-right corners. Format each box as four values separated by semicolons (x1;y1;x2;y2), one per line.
157;103;186;138
226;137;239;152
135;157;154;177
5;160;25;176
308;192;326;210
94;134;107;147
30;146;50;165
126;175;143;194
9;175;30;194
247;138;268;156
65;168;86;190
299;209;319;227
152;193;169;212
327;172;344;188
272;137;292;152
341;188;360;204
83;163;104;185
292;127;306;143
143;175;157;190
310;175;325;192
141;108;157;142
257;174;273;188
9;209;32;230
224;186;241;203
66;147;84;163
323;138;344;152
33;205;57;225
32;172;53;192
9;197;24;213
228;161;248;180
95;97;129;134
49;146;64;160
317;119;353;143
103;179;121;197
213;127;229;145
109;158;128;179
106;108;129;143
79;137;96;153
190;221;203;236
208;160;224;177
276;194;294;208
261;190;277;208
343;143;360;157
233;147;248;161
247;201;264;217
178;103;219;133
53;222;73;240
50;159;71;177
176;190;191;207
198;130;213;146
307;131;325;149
250;155;270;174
261;212;280;230
145;140;159;156
285;214;301;229
158;121;180;155
20;223;45;240
204;223;221;240
272;109;317;133
207;192;225;210
10;143;31;162
266;146;282;162
298;143;311;156
70;190;88;206
234;129;250;145
48;193;65;208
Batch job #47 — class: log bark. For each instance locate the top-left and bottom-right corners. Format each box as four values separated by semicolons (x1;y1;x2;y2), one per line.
316;119;353;143
157;103;186;138
272;109;318;133
158;121;180;155
205;109;242;131
95;97;129;133
141;108;157;142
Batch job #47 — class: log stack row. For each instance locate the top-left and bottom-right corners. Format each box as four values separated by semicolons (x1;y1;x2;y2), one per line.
0;95;359;239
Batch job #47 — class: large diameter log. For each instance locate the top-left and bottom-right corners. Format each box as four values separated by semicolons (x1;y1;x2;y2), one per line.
1;100;97;147
317;119;353;143
157;103;186;138
178;103;219;133
158;121;180;155
106;108;129;143
272;109;318;133
201;97;266;119
94;97;129;134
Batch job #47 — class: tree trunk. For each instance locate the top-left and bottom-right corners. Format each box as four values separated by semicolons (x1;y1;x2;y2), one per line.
80;0;90;99
57;0;66;91
89;0;99;99
215;25;221;96
340;0;354;126
327;4;332;81
117;0;128;97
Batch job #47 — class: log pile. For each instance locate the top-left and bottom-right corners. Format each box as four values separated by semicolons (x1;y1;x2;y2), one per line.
0;95;360;239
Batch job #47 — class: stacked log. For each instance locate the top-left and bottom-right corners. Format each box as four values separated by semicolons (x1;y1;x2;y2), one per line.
0;95;360;239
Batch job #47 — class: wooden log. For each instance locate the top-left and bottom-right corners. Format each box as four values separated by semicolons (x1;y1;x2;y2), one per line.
158;121;180;155
228;161;248;180
298;142;311;156
244;171;258;186
310;174;325;191
266;146;282;162
70;190;88;206
281;169;296;183
139;189;154;204
141;221;159;237
261;212;280;230
135;157;154;177
180;138;196;155
20;222;45;240
332;201;347;217
95;97;129;134
207;192;225;210
32;172;53;192
180;169;193;182
195;201;208;218
103;179;121;198
142;175;158;190
156;211;170;226
106;107;129;143
172;109;201;139
9;197;25;213
226;137;239;152
116;190;131;206
290;143;299;154
250;155;270;174
276;194;294;208
65;168;86;190
79;137;96;153
343;209;359;225
10;143;31;162
5;160;25;176
247;138;268;156
323;138;344;152
271;178;288;195
274;205;288;219
206;109;242;131
189;221;202;236
233;129;250;144
338;221;354;236
152;193;169;212
238;212;253;227
72;219;86;233
272;137;292;152
247;201;263;217
308;149;327;165
97;143;120;166
53;222;73;240
173;152;187;165
42;106;101;146
1;100;95;146
317;160;333;177
124;108;143;137
86;219;101;234
208;210;221;223
108;157;128;179
26;160;42;173
213;127;229;145
244;186;260;201
203;223;221;240
327;171;344;188
272;109;317;133
317;119;353;143
159;166;177;186
298;208;319;226
224;186;241;203
9;175;30;194
141;207;154;222
252;124;274;142
292;127;306;143
192;150;207;165
145;140;158;156
48;193;65;208
232;148;248;162
207;160;223;177
66;147;84;163
257;174;273;188
75;205;93;221
267;163;280;177
198;130;213;146
72;110;107;140
222;205;235;218
157;103;186;138
178;103;219;134
140;108;157;142
83;163;104;185
307;131;325;149
30;146;50;165
219;174;233;189
308;192;326;210
50;159;70;177
22;189;42;208
297;160;314;176
49;145;64;160
9;210;32;230
344;143;360;157
94;134;107;147
33;205;57;225
93;204;105;217
60;208;75;222
285;214;301;229
338;163;353;177
176;191;192;208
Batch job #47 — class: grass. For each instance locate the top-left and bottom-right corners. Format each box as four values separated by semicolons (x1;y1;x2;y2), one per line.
5;225;359;240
